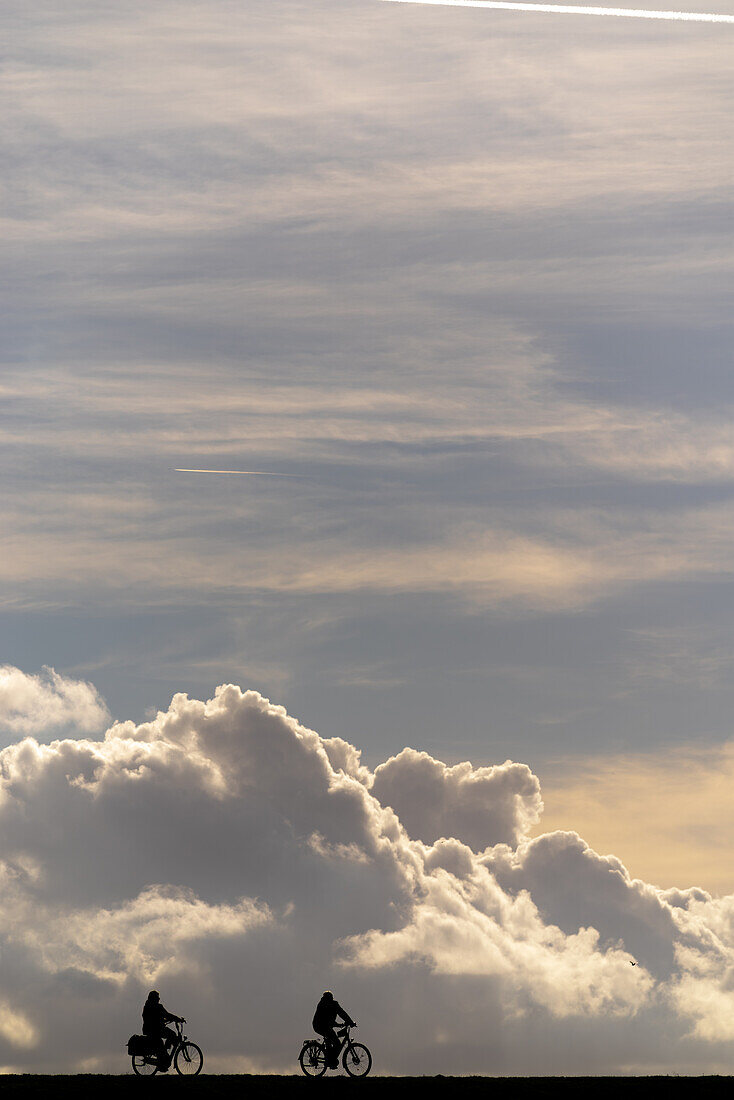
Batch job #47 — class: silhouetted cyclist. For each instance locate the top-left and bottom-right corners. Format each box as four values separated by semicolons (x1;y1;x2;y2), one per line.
142;990;184;1069
312;991;356;1069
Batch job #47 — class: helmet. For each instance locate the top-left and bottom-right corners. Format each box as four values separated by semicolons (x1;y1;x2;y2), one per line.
322;991;333;1000
147;990;160;1001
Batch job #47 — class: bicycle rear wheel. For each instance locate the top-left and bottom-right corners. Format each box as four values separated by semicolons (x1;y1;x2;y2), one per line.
342;1041;372;1077
175;1041;203;1075
131;1054;159;1076
299;1040;327;1077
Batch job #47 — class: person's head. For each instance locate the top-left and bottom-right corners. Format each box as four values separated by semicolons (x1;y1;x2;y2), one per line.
321;991;333;1001
146;990;160;1003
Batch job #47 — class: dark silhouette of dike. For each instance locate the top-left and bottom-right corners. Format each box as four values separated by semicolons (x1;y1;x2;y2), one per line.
0;1076;729;1099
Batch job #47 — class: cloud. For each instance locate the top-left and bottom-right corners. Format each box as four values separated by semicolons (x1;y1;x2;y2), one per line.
6;497;734;621
0;1000;37;1051
0;678;734;1072
13;883;271;987
371;747;542;848
0;665;109;739
4;0;734;653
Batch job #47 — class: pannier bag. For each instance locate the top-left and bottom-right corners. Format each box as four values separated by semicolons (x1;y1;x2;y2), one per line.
127;1035;156;1056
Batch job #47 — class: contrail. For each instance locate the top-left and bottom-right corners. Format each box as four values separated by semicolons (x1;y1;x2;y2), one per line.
174;468;305;477
381;0;734;24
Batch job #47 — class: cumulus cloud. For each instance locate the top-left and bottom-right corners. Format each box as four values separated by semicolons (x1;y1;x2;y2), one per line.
0;679;733;1073
0;666;109;740
371;747;542;848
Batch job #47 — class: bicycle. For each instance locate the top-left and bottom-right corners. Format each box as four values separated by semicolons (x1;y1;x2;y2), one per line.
299;1023;372;1077
130;1019;204;1076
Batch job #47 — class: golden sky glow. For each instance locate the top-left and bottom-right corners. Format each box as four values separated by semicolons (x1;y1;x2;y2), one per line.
537;743;734;895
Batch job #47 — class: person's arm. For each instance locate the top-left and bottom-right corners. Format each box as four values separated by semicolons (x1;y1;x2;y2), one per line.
336;1003;356;1027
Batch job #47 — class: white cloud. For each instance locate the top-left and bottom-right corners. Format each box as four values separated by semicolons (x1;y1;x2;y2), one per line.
0;679;733;1072
0;665;109;739
371;747;542;848
0;1000;37;1051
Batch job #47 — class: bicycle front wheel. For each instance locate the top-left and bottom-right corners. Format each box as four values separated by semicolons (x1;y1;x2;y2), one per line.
131;1054;159;1076
342;1041;372;1077
299;1040;327;1077
175;1041;203;1076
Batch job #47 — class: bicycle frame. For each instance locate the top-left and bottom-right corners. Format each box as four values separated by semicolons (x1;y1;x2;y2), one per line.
334;1023;352;1056
145;1019;186;1067
321;1023;359;1066
170;1019;187;1058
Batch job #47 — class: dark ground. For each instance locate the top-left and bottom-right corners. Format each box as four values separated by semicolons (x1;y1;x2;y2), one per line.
0;1077;729;1099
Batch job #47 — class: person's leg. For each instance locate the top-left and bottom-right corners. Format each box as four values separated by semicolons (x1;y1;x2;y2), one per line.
162;1027;177;1068
325;1028;339;1067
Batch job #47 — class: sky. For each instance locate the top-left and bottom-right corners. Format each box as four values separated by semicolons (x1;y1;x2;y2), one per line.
2;0;734;1074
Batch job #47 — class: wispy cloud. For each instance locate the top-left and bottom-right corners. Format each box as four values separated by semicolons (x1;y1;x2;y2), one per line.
5;0;734;773
3;498;734;612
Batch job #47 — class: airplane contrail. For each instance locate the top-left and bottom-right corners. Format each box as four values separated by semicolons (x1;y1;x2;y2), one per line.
381;0;734;24
174;468;305;477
